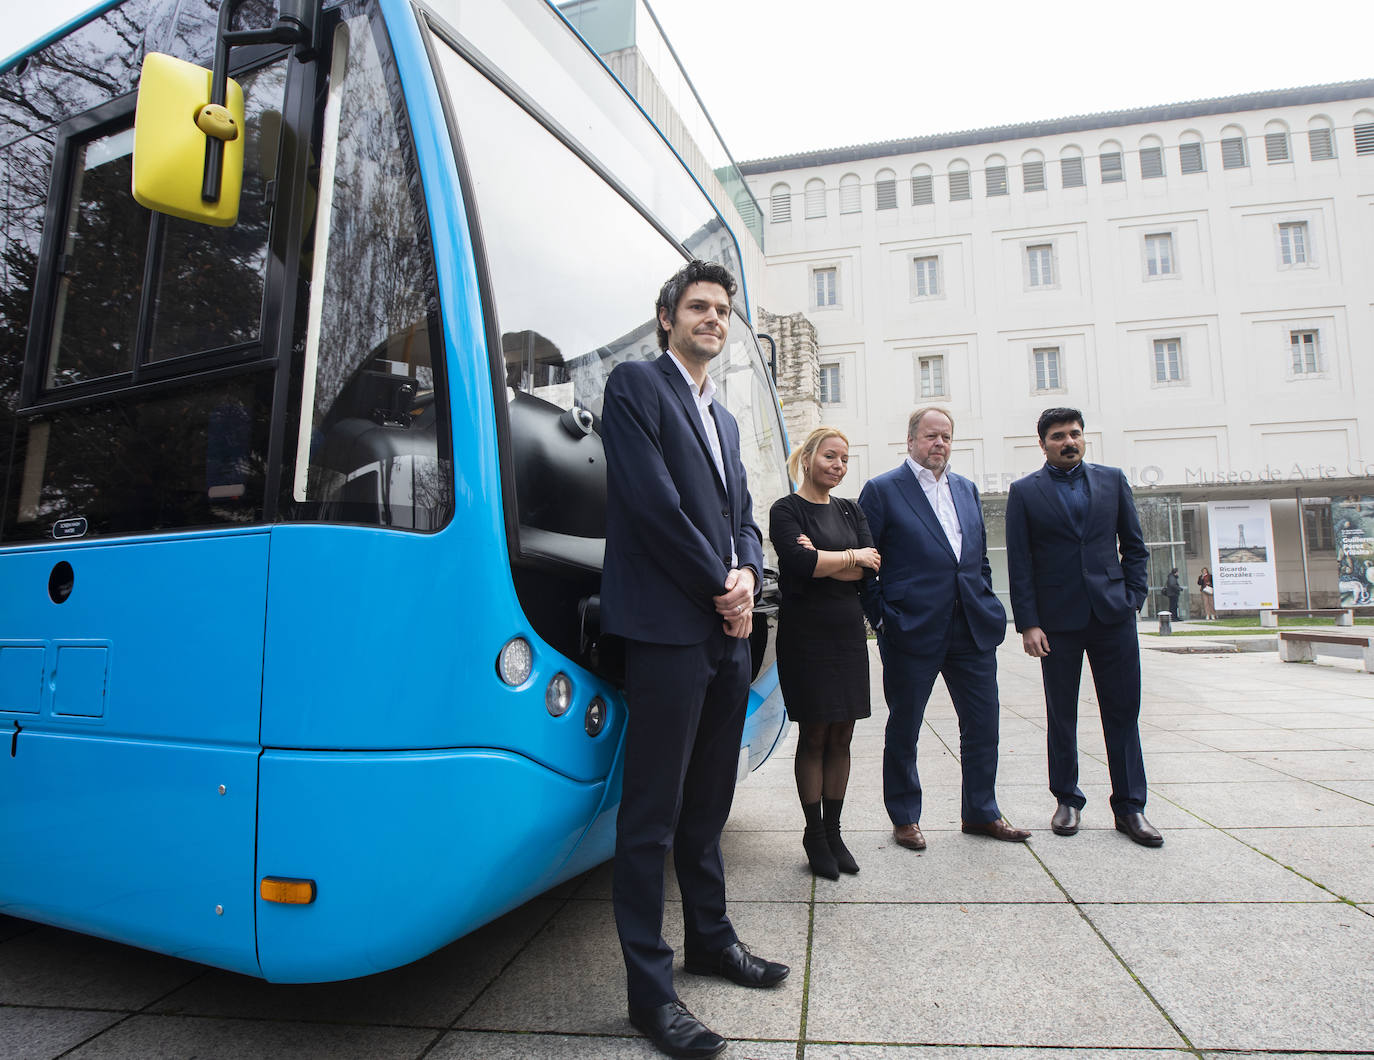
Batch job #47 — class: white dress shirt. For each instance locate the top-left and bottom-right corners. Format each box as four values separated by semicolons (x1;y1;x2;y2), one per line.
669;351;736;565
905;456;962;560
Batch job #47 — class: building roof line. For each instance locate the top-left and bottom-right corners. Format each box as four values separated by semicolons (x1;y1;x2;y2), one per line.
738;79;1374;175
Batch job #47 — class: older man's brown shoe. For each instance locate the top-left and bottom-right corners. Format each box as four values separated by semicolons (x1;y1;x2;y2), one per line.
893;823;926;850
961;818;1031;842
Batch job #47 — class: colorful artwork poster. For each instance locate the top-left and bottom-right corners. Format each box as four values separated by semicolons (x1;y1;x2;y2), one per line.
1206;500;1277;611
1331;496;1374;606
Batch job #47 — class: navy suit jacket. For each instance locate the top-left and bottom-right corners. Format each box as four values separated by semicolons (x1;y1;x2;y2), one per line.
858;465;1007;655
1004;463;1149;633
600;353;763;645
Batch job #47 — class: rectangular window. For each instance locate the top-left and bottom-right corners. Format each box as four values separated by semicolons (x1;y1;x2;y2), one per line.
819;362;841;404
770;188;791;223
1100;151;1124;183
839;181;861;214
1179;141;1204;173
1139;146;1164;179
1153;338;1183;383
875;176;897;211
912;255;940;297
1026;244;1054;287
1303;501;1335;552
1290;330;1319;374
1060;156;1085;188
1032;347;1061;391
1308;128;1335;161
1279;221;1308;265
918;355;946;398
1023;160;1045;191
804;183;825;219
911;174;934;204
1221;136;1247;169
948;171;971;201
1356;123;1374;155
1265;131;1291;163
1145;233;1174;277
986;165;1008;196
814;267;838;307
1181;508;1199;557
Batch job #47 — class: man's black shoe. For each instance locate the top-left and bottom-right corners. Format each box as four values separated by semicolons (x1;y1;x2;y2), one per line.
685;940;789;987
1051;803;1081;836
1115;812;1164;847
628;1000;726;1059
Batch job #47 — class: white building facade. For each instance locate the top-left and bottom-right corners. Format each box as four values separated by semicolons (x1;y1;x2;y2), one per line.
741;82;1374;615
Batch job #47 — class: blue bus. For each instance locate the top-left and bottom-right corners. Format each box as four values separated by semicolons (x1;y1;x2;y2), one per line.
0;0;789;982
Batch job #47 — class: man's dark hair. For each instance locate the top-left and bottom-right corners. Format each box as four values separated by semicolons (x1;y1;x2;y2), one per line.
655;259;738;351
1037;406;1085;441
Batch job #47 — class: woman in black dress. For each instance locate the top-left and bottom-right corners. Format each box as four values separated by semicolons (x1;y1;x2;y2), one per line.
769;427;880;879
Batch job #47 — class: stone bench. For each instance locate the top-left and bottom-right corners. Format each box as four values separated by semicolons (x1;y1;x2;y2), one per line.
1259;607;1354;628
1277;629;1374;671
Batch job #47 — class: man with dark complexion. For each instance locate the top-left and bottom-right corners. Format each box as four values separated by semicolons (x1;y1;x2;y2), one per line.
1005;408;1162;847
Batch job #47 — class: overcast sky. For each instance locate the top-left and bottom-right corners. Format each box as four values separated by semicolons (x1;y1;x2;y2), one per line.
7;0;1371;162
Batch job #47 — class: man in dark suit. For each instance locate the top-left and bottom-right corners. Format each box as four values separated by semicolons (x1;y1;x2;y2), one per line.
1005;407;1162;847
601;260;788;1060
858;407;1030;852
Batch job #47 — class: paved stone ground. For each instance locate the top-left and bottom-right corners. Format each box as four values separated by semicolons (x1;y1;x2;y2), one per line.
4;623;1374;1059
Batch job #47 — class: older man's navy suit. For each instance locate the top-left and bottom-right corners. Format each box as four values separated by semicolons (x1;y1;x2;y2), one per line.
1005;463;1149;816
858;464;1007;828
600;352;762;1009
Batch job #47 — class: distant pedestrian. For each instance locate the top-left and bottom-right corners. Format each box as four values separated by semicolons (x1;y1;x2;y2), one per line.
1165;568;1181;619
1197;567;1216;619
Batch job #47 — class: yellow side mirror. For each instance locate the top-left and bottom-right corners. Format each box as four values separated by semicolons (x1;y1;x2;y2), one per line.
132;52;245;227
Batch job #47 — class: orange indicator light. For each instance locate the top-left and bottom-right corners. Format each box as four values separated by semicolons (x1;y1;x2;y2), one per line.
260;877;317;904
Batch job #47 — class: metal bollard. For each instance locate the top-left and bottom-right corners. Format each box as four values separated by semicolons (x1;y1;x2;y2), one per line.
1158;610;1172;635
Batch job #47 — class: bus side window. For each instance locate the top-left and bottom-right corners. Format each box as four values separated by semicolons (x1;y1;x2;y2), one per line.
286;13;451;532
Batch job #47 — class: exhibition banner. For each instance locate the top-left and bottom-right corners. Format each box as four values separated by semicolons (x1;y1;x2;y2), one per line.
1206;500;1277;611
1332;496;1374;606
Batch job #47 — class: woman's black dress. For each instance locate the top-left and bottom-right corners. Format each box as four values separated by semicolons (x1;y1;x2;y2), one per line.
768;492;873;724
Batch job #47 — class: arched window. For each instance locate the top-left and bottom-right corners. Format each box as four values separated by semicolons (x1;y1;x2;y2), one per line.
1059;146;1085;188
1099;139;1124;183
1356;109;1374;155
1138;135;1164;179
1178;130;1205;174
770;182;792;223
1264;119;1291;163
1220;125;1248;169
910;164;934;205
1021;149;1045;192
804;178;826;219
984;154;1008;196
839;173;861;214
875;168;897;210
1306;115;1336;161
948;160;971;201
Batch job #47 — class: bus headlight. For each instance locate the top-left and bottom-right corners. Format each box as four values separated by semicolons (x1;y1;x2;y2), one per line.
497;637;533;686
546;672;573;716
585;696;606;736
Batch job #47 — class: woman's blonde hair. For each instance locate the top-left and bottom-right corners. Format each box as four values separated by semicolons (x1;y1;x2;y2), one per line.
787;426;850;486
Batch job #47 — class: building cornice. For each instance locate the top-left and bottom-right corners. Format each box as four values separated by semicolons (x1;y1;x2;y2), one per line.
738;79;1374;174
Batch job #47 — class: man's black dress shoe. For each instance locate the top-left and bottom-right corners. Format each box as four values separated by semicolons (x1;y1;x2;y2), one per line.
685;940;789;988
628;1000;726;1059
1051;803;1080;836
1115;811;1164;847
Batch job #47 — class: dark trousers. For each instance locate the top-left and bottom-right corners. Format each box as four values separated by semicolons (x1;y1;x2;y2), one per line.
878;607;1002;827
613;629;750;1008
1039;613;1148;816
